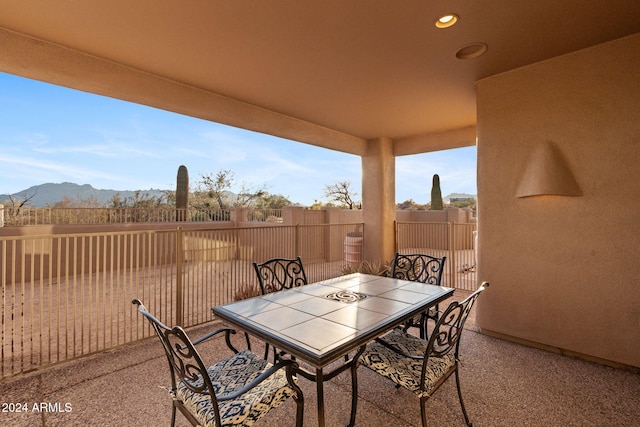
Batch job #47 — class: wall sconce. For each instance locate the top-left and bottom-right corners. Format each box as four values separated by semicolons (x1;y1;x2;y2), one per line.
516;141;582;198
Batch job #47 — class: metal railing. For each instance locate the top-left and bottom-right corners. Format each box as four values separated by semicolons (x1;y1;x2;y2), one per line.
395;222;478;291
246;209;282;222
0;220;477;379
0;206;287;226
0;222;363;379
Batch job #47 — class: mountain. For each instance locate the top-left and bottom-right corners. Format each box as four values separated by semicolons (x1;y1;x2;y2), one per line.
0;183;167;207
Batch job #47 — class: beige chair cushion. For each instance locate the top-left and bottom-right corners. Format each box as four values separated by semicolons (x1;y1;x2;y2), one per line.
360;329;455;398
175;350;297;426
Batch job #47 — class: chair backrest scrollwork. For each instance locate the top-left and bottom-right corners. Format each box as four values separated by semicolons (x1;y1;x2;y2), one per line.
425;283;487;363
391;253;446;285
253;256;308;294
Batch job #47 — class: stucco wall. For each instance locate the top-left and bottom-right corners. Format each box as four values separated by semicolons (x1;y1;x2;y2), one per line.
476;33;640;367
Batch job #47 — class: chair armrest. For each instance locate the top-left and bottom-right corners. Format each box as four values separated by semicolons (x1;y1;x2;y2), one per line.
216;359;300;402
191;328;240;354
374;337;425;360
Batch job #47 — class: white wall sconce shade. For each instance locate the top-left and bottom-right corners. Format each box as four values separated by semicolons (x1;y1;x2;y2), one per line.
516;141;583;198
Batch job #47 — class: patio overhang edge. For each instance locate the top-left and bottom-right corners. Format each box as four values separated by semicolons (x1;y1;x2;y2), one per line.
394;125;477;156
0;27;368;156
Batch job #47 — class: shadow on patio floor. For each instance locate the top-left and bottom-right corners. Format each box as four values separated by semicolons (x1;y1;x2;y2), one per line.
2;306;639;426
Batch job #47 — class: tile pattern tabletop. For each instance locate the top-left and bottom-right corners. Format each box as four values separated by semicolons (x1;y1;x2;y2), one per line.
213;273;454;367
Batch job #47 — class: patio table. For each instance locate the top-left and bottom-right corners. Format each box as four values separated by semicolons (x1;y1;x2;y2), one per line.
212;272;454;427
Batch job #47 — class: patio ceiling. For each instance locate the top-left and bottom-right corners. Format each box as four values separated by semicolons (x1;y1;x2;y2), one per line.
1;1;640;155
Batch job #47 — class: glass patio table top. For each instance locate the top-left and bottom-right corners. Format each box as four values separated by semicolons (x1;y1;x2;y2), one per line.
212;272;454;368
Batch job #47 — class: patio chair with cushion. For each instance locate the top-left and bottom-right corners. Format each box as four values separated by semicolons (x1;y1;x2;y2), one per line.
390;252;447;339
253;256;308;294
359;282;488;427
132;299;304;427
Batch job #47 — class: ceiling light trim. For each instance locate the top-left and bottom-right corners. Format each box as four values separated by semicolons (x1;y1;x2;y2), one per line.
435;14;459;29
456;43;488;60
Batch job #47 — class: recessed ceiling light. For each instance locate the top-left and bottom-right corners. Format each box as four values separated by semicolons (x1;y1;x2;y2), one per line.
456;43;488;59
435;14;459;29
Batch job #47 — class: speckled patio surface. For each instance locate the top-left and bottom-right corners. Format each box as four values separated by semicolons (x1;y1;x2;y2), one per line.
2;303;639;427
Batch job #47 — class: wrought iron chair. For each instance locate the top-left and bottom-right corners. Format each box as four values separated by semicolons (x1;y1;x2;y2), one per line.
253;256;308;294
252;256;308;361
390;252;447;339
359;282;487;427
132;299;304;427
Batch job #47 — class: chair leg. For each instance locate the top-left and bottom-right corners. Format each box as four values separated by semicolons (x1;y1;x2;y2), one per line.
294;388;305;427
263;343;271;361
454;366;473;426
348;359;358;427
295;401;304;427
419;396;429;427
244;331;252;350
419;315;427;340
286;364;305;427
171;403;177;427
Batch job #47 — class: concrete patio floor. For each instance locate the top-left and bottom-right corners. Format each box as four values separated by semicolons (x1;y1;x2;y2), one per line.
2;303;639;427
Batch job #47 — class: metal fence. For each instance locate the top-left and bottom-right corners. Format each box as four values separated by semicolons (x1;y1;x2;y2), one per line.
1;220;477;379
0;206;284;226
395;222;478;291
0;222;362;379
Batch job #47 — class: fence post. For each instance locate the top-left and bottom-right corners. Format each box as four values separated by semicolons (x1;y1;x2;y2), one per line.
230;207;249;225
0;204;3;227
282;206;304;225
176;226;184;326
448;222;456;289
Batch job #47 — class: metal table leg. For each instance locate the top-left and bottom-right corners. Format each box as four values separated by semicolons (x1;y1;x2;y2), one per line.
316;368;325;426
295;345;366;427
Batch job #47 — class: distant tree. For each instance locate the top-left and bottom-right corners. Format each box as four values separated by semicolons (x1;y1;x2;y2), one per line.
3;190;38;223
450;198;476;209
128;191;166;208
107;193;124;208
235;181;268;208
48;195;102;208
255;193;292;210
8;189;37;210
163;189;176;206
397;199;414;210
106;191;165;208
397;199;429;210
46;195;105;224
192;170;234;210
308;199;326;210
193;169;270;210
323;181;361;209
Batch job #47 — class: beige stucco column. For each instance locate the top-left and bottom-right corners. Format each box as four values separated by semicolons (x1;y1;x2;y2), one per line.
362;137;396;263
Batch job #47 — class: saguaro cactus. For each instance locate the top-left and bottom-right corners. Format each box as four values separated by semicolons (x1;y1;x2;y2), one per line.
176;165;189;221
430;174;443;210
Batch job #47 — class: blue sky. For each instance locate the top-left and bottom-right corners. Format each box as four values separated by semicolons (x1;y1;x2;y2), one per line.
0;72;476;206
